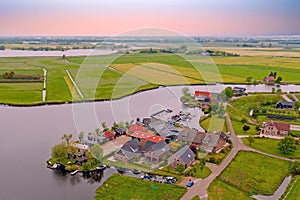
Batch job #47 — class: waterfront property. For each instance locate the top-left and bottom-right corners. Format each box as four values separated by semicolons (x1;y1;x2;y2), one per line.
260;120;290;137
168;145;195;169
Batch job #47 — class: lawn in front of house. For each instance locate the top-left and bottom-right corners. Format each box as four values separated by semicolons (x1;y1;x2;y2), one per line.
200;116;229;132
218;151;290;195
94;174;187;200
242;137;300;159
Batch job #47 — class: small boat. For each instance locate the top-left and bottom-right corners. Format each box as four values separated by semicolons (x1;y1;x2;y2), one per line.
132;169;141;174
70;170;79;176
96;165;107;170
52;163;58;169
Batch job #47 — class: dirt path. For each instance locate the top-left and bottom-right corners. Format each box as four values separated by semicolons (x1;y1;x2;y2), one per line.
281;94;293;102
65;69;84;99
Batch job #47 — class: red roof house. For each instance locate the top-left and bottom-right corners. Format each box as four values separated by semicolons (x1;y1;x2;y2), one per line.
129;124;147;134
132;131;165;143
194;91;212;101
103;131;115;140
263;76;275;82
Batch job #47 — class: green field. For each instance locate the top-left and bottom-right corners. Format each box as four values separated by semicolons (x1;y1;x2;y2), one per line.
1;51;300;105
94;174;187;200
208;179;253;200
218;151;290;195
242;137;300;159
200;116;229;132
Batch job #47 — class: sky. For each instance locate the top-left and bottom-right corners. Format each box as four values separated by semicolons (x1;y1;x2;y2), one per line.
0;0;299;36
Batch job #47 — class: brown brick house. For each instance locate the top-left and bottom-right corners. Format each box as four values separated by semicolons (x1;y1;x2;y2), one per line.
260;120;290;137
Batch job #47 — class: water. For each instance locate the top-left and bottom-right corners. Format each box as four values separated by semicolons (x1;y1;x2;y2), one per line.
0;49;115;57
0;84;300;200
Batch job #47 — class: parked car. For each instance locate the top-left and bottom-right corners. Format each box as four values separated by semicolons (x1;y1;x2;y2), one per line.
141;175;151;180
186;181;194;187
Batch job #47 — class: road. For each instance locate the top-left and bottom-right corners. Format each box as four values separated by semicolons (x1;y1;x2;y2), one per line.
181;113;240;200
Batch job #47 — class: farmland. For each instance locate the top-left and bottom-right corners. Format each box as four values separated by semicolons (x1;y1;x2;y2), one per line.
1;49;300;105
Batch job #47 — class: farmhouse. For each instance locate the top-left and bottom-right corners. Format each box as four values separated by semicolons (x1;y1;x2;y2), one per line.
263;76;275;82
144;141;170;163
260;120;290;137
276;101;295;110
129;124;148;134
114;138;141;162
194;91;212;101
168;145;195;169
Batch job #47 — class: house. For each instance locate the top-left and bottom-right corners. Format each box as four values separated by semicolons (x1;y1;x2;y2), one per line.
81;134;108;146
192;132;207;145
168;145;195;169
149;119;179;142
103;131;115;140
194;91;212;101
129;124;148;134
115;127;126;136
71;143;89;157
260;120;290;136
142;118;152;126
178;128;198;143
114;138;141;162
233;87;246;96
263;76;275;82
131;131;166;143
276;101;295;110
144;141;171;163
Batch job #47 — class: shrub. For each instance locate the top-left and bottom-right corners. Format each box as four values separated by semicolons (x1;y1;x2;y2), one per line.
243;125;250;131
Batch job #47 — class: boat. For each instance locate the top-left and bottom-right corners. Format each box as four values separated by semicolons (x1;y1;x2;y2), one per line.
96;165;107;170
70;170;79;176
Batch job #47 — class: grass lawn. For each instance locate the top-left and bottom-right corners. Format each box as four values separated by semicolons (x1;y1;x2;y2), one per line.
283;175;300;200
94;174;187;200
219;151;290;195
242;137;300;159
208;179;253;200
231;120;259;135
200;116;229;132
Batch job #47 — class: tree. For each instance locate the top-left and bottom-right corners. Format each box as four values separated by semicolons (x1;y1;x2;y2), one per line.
241;118;247;124
274;72;277;79
275;76;282;83
78;131;84;140
269;71;274;77
90;144;103;161
246;76;252;83
61;134;72;146
278;136;296;155
290;161;300;175
0;45;5;50
220;87;233;100
101;122;108;132
176;163;185;173
247;136;255;146
272;88;275;94
95;128;100;135
51;142;68;159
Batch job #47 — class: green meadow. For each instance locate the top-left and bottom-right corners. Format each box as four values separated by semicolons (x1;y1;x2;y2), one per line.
1;51;300;105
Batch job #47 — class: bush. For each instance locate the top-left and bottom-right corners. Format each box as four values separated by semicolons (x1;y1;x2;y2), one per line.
176;163;185;173
243;125;251;131
241;118;247;124
290;161;300;175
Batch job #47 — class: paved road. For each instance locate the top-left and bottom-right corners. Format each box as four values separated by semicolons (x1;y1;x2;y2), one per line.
181;113;240;200
292;94;299;101
291;124;300;131
281;94;293;102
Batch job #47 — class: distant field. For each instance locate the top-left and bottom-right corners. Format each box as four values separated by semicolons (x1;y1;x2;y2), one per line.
94;174;187;200
218;151;290;195
1;49;300;104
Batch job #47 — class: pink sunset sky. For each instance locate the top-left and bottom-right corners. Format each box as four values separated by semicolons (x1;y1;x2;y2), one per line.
0;0;299;36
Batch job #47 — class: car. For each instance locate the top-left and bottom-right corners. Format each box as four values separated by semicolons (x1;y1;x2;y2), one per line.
186;181;194;187
141;175;151;180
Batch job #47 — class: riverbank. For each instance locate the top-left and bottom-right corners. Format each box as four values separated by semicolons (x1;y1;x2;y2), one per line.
2;83;300;107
